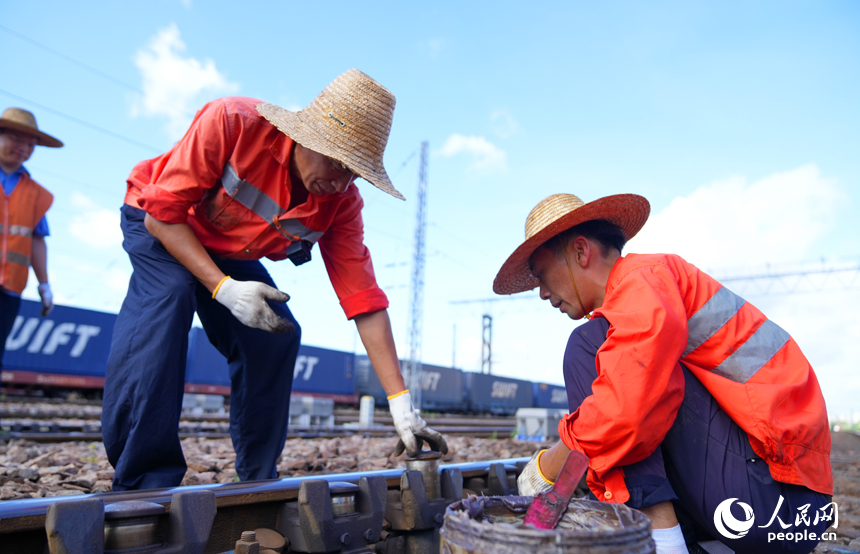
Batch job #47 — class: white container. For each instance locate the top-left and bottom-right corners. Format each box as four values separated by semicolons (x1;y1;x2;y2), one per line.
515;407;567;441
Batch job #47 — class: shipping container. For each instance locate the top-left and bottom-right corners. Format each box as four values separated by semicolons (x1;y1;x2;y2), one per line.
290;344;357;404
463;372;534;415
183;327;231;394
1;300;116;390
532;382;569;410
354;356;465;412
185;330;358;404
354;355;386;404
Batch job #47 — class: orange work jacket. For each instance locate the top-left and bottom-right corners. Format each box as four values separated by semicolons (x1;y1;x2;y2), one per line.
0;173;53;294
558;253;832;503
125;97;388;320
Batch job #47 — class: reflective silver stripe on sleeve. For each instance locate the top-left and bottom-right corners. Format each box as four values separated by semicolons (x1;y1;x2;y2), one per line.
221;164;324;243
6;252;31;266
684;287;746;356
711;319;791;383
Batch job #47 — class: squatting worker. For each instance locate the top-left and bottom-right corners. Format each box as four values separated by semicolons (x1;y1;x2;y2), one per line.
495;194;832;554
0;108;60;365
103;69;447;490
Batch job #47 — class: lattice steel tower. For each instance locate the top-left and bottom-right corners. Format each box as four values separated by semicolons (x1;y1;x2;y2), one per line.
406;141;428;410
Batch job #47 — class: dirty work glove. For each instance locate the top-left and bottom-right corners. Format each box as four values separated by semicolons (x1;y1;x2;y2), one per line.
37;282;53;317
389;390;449;457
213;277;295;333
517;449;554;496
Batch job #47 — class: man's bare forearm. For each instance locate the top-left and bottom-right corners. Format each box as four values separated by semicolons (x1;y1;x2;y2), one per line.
354;309;407;396
31;236;48;283
144;214;225;291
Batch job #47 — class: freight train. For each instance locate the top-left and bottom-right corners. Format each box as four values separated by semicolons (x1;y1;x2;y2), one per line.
0;300;568;414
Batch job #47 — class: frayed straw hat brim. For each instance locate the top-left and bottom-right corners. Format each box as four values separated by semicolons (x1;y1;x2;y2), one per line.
493;193;650;295
256;69;403;200
0;108;63;148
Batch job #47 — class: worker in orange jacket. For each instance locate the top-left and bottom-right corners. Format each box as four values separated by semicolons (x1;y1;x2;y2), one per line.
0;108;61;366
495;193;832;554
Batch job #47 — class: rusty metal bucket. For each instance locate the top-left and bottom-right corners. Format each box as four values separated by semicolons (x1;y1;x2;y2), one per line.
439;496;655;554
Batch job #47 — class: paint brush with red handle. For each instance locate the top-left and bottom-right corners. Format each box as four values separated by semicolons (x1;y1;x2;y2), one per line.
523;449;590;529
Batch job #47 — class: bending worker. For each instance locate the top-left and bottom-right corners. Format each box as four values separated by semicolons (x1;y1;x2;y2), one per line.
0;108;59;365
496;193;832;554
103;69;446;490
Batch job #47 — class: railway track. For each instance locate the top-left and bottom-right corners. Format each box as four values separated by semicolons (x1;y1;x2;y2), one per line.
0;407;518;442
0;455;529;553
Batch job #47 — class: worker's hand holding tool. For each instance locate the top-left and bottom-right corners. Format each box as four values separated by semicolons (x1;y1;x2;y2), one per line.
524;449;590;529
389;390;449;457
517;449;555;496
214;278;295;333
37;282;53;317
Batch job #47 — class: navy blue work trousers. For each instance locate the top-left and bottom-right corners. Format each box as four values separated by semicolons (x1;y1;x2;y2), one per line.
563;318;832;554
0;289;22;367
102;205;301;490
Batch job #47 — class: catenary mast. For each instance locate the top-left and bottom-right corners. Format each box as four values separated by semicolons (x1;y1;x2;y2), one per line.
406;141;428;410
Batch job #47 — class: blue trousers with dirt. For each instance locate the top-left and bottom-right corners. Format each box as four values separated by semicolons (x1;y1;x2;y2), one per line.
563;318;833;554
102;205;301;490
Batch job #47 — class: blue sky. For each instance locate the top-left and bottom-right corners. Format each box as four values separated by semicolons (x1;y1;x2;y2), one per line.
3;1;859;415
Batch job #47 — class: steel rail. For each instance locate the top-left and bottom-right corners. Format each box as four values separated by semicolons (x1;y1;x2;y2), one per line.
0;410;517;427
0;457;529;534
1;424;515;443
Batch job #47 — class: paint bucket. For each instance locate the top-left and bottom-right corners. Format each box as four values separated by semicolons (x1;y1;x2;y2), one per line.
439;495;655;554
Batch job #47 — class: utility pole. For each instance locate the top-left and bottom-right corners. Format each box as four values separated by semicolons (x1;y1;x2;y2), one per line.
406;141;428;410
452;323;457;368
481;314;492;374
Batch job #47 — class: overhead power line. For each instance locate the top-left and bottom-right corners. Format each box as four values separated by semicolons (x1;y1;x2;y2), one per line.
715;262;860;297
0;88;162;154
0;24;143;94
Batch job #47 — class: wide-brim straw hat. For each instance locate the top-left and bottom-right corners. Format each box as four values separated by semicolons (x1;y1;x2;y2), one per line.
256;69;403;200
0;108;63;148
493;193;650;295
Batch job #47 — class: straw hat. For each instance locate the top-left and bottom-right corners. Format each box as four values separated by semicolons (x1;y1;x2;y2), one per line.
256;69;403;200
0;108;63;148
493;193;650;295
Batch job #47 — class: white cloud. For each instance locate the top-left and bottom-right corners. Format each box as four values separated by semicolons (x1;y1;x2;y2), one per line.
627;164;843;271
68;193;123;249
179;0;191;7
133;24;239;140
438;134;508;172
490;109;521;138
419;38;446;58
626;164;859;414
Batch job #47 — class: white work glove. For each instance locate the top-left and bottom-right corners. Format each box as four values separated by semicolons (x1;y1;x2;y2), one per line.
214;277;295;333
388;390;449;457
517;449;554;496
37;282;53;317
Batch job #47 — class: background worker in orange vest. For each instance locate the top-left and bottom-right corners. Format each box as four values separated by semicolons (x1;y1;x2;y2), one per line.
495;193;832;554
0;108;62;366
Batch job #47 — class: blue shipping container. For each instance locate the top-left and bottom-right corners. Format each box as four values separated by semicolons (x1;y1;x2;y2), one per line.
464;372;533;415
532;382;569;410
290;344;355;399
184;327;231;388
2;300;116;377
185;329;356;401
354;356;465;411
